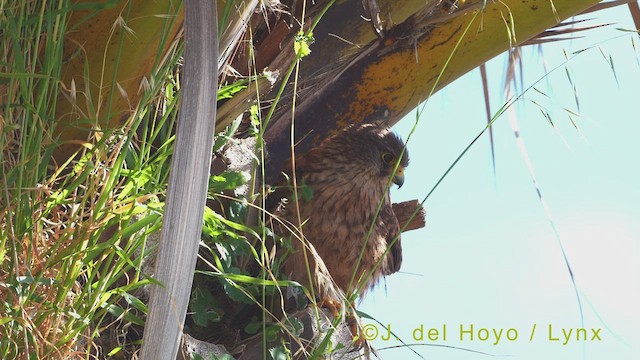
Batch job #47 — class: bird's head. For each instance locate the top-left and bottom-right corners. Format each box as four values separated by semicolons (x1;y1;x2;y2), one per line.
375;128;409;189
338;124;409;189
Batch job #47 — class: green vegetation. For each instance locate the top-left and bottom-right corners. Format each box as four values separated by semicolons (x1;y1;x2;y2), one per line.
0;2;341;358
0;2;179;357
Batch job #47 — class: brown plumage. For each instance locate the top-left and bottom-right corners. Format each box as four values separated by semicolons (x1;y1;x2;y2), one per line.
269;123;409;302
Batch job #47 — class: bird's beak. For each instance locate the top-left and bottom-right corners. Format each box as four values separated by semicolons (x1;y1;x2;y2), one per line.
393;167;405;188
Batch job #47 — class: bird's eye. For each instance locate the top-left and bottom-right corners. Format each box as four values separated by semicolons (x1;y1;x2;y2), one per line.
381;152;395;164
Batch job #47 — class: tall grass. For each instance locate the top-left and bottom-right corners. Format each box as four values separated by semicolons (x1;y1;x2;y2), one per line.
0;1;181;358
0;1;295;358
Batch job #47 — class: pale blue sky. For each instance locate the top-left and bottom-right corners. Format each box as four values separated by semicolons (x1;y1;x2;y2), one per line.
361;6;639;360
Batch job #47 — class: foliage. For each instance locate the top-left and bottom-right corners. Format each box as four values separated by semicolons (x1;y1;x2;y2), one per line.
2;0;632;359
0;1;179;357
0;1;315;357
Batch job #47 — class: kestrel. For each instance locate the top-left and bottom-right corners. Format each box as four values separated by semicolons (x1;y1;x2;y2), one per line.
270;123;409;302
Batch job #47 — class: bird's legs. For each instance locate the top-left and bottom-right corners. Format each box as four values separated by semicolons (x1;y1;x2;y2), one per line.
318;297;365;350
318;297;342;318
347;314;365;350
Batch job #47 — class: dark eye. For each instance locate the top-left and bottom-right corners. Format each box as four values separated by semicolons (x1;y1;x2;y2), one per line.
381;152;395;164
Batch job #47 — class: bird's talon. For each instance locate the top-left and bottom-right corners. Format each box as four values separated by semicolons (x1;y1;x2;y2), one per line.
319;297;342;319
347;315;366;350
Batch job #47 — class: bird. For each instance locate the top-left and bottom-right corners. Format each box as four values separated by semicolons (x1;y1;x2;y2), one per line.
269;123;409;307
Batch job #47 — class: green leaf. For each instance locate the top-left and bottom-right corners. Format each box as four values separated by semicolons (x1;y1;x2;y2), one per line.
218;80;248;100
269;345;290;360
265;324;281;342
107;346;123;357
227;199;248;222
122;292;148;314
213;112;243;153
190;288;221;327
209;171;247;192
284;317;304;337
220;268;255;305
249;104;260;136
294;31;314;59
197;270;300;288
244;319;261;335
106;304;145;326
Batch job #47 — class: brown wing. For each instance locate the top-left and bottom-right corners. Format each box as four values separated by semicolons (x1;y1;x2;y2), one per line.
379;196;402;276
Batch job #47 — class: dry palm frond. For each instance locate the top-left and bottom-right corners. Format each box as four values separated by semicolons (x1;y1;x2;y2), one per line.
524;20;613;45
523;0;637;46
582;0;637;15
478;0;639;171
